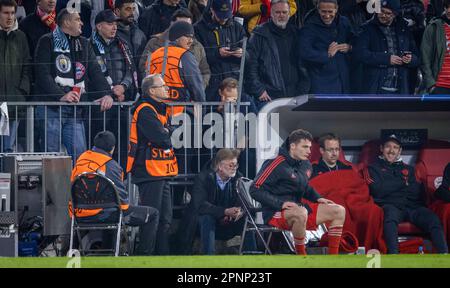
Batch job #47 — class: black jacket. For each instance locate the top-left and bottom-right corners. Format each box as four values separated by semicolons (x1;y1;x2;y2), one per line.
19;12;52;60
129;96;173;184
34;32;111;103
367;157;424;209
250;146;321;220
138;0;182;39
117;22;147;70
192;163;243;218
194;13;245;82
90;33;134;100
435;163;450;203
0;24;31;117
300;11;353;94
245;21;310;99
353;16;420;94
311;158;353;178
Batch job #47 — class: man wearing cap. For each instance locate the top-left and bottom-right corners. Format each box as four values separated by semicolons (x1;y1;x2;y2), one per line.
90;9;137;168
353;0;420;95
145;20;206;112
365;135;448;254
194;0;246;101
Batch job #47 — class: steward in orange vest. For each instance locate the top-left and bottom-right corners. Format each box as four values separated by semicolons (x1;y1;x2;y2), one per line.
69;147;129;218
126;81;178;183
144;21;205;115
71;131;159;255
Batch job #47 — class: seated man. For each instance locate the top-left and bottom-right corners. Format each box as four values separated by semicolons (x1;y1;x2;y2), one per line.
435;162;450;203
250;129;346;255
312;133;353;178
191;148;255;255
70;131;159;255
365;134;448;254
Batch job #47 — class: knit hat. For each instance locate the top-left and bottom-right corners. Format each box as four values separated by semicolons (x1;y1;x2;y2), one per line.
381;0;401;15
94;131;116;152
168;21;194;41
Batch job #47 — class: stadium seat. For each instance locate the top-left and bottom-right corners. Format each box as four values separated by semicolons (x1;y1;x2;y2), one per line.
357;139;382;172
415;141;450;204
69;172;124;256
236;177;295;255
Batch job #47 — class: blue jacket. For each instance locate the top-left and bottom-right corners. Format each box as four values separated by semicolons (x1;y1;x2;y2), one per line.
353;16;420;94
299;11;354;94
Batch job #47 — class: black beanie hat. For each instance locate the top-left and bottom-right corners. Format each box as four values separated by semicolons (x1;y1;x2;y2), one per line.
168;21;194;41
94;131;116;152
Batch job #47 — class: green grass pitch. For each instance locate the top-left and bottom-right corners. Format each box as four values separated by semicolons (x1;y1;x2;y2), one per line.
0;255;450;268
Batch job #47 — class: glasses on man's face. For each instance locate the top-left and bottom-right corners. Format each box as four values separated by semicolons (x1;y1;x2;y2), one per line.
222;162;239;169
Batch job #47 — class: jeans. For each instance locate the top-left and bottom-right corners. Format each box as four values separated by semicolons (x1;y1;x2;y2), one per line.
36;106;86;162
198;214;256;255
1;120;19;152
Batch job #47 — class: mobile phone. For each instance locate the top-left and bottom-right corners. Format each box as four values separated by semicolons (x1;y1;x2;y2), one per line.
402;51;412;57
229;43;239;51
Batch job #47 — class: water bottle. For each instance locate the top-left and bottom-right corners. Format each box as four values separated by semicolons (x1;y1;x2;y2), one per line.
418;246;424;254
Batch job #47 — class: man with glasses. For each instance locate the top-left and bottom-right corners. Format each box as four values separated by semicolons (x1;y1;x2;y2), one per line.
312;133;353;178
299;0;353;94
353;0;419;95
183;148;255;255
126;73;178;255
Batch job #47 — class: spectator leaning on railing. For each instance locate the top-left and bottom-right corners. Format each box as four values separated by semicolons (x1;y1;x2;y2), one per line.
0;0;31;152
34;8;113;161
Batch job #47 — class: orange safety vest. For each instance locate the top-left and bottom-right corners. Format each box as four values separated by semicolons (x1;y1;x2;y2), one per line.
146;46;189;116
126;102;178;177
69;150;129;218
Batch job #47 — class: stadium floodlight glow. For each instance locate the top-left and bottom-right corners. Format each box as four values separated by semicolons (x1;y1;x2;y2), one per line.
311;94;450;101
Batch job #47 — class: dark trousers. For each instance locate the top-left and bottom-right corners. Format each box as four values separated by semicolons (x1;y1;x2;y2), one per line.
90;205;159;255
138;180;172;255
124;205;159;255
382;204;448;254
198;214;256;255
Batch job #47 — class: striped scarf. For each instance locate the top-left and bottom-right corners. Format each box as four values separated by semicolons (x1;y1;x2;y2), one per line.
36;6;57;31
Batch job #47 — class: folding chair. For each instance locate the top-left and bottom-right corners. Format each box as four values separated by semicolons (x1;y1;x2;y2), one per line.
236;177;295;255
69;172;123;256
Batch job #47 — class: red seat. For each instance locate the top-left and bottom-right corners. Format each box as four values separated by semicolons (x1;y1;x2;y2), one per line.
415;141;450;204
357;139;382;172
398;222;424;235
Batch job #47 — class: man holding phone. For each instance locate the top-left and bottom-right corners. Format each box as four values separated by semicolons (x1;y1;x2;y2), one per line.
353;0;419;95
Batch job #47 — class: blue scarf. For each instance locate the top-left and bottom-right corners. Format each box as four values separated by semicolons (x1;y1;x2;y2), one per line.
52;26;70;53
92;31;106;55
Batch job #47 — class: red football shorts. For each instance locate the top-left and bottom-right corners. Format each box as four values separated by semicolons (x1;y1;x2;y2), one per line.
268;203;319;231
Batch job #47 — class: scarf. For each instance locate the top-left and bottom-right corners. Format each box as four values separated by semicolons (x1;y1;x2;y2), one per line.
37;6;57;31
258;0;271;25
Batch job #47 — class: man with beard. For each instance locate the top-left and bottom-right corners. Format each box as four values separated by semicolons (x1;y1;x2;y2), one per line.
114;0;147;77
365;134;448;254
245;0;309;109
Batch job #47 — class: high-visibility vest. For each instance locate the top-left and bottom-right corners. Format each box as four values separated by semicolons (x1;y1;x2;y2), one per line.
69;150;129;218
126;102;178;177
146;46;189;116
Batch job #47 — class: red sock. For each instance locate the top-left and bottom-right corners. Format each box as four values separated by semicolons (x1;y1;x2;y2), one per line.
294;236;306;255
328;225;343;255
